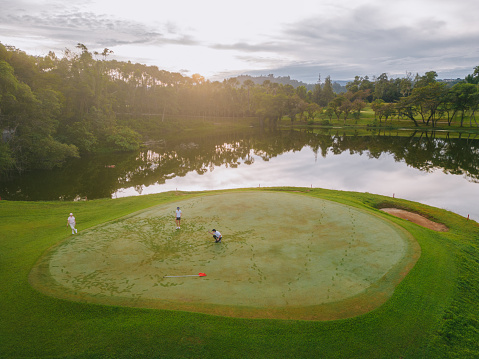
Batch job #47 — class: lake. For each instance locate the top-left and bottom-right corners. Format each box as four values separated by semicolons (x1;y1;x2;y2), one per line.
1;127;478;221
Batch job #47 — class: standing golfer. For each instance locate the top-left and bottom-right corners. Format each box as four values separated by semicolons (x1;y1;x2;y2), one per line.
67;213;77;234
208;229;222;243
175;207;182;229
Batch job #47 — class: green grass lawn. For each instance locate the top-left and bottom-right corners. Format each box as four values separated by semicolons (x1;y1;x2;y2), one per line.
281;105;479;134
1;188;478;358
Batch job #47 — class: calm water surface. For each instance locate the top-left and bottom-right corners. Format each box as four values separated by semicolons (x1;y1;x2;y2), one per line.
2;128;478;221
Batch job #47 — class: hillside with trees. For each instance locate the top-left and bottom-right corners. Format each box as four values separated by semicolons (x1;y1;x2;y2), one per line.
1;43;478;175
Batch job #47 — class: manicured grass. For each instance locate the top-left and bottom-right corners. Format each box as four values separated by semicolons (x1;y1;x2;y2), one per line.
30;192;417;320
1;188;478;358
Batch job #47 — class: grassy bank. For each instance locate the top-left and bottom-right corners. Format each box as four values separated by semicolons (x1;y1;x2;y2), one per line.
1;188;478;358
118;115;258;142
279;105;479;135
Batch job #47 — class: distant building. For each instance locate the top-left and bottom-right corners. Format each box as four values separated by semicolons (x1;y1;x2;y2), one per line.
439;78;463;87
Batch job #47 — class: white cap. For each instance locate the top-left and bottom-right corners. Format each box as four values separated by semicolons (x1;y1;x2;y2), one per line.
70;213;73;215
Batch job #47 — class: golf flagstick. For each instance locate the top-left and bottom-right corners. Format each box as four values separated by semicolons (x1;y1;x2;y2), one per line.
164;273;206;278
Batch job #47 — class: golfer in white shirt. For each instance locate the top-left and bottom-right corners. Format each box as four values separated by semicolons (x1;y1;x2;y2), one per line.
67;213;77;234
175;207;182;229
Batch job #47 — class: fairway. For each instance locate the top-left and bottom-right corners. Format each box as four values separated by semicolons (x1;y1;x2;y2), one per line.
30;191;419;320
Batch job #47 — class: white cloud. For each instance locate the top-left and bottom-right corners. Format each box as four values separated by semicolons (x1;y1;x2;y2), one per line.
1;0;478;82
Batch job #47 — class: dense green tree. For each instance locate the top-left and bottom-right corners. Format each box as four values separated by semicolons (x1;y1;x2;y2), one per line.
382;103;396;122
324;106;334;121
373;73;400;102
0;57;79;171
395;96;420;127
399;74;413;97
371;99;385;121
340;97;353;124
295;85;307;100
352;98;367;120
465;66;479;84
414;71;438;88
312;82;322;106
305;103;321;121
242;79;255;114
449;83;478;127
328;96;344;121
409;82;447;127
320;76;336;107
346;76;361;93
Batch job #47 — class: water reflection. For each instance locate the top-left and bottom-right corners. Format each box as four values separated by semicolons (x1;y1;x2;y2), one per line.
1;128;478;220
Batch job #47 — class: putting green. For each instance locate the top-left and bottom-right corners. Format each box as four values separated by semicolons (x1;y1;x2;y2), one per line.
30;191;420;320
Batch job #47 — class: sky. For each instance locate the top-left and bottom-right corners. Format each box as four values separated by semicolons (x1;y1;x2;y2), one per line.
1;0;479;83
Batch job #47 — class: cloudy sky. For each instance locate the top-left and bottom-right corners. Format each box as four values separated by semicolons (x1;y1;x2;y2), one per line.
1;0;478;83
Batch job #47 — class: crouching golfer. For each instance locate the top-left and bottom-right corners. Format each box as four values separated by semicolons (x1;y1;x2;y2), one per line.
208;229;222;243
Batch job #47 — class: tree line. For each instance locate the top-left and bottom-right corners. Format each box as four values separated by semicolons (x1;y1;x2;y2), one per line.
1;42;478;174
368;71;479;128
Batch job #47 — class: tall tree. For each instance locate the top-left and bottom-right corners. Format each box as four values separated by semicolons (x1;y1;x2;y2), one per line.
312;74;322;106
320;76;335;107
414;71;438;88
465;66;479;84
409;82;447;126
449;83;478;127
374;73;400;102
395;96;419;127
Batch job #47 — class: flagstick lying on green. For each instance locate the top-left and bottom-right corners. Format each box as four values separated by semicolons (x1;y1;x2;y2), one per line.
164;273;207;278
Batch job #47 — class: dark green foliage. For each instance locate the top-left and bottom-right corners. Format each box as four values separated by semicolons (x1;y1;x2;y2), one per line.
465;66;479;85
106;126;142;151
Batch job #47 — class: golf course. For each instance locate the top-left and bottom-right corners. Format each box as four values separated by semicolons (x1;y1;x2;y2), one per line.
1;187;478;358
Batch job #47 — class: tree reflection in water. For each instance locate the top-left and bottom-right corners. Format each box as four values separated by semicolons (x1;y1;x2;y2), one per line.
1;128;478;220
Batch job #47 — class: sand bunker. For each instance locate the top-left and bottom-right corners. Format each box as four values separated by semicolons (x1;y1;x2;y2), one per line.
30;191;420;320
380;208;448;232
